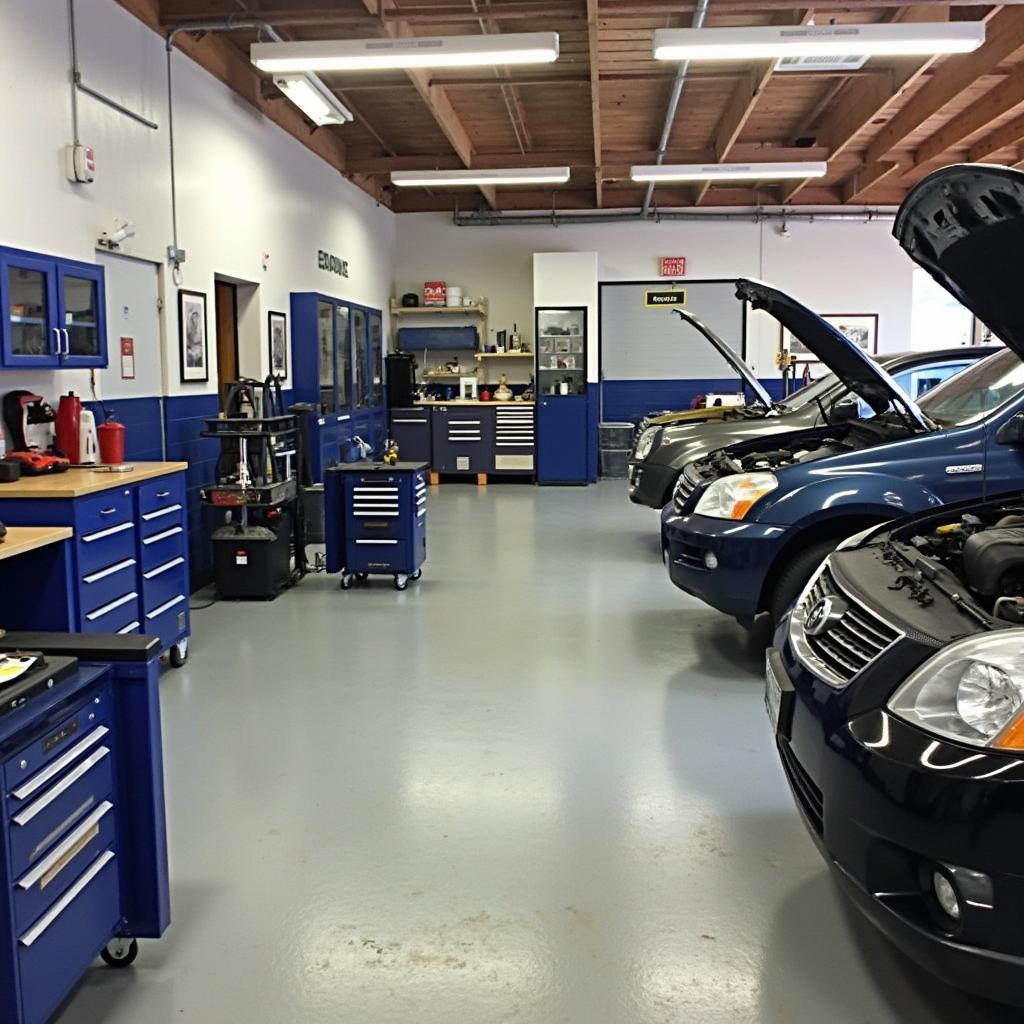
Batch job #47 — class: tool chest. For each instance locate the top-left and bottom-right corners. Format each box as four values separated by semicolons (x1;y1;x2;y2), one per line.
324;461;428;591
0;633;170;1024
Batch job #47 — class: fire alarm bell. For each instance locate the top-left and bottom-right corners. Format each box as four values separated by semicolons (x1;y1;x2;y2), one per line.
65;144;96;184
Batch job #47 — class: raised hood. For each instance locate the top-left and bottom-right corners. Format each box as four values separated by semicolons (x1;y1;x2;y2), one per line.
895;163;1024;359
735;278;928;427
673;308;774;408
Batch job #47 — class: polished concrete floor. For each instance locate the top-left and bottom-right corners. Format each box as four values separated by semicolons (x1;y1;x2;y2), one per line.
60;481;1015;1023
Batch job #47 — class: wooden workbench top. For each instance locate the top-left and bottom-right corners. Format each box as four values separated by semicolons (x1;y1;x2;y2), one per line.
0;462;188;499
414;400;535;407
0;526;73;560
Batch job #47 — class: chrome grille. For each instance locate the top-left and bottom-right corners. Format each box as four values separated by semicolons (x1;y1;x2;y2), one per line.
673;465;702;514
791;563;902;688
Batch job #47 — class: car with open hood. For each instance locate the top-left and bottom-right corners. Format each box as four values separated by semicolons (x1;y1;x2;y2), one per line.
628;288;991;510
662;164;1024;628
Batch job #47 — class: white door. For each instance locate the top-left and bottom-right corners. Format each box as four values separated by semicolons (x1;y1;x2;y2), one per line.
95;252;163;401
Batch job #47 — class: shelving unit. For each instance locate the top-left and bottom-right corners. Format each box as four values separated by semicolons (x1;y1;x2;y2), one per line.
475;352;532;360
391;301;489;318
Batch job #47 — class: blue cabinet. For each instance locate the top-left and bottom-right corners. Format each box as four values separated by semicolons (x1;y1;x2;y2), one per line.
537;395;589;484
0;247;107;369
390;408;432;463
431;405;493;474
291;293;387;478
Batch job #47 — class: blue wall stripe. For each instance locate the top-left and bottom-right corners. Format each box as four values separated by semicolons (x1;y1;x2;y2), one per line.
601;377;786;425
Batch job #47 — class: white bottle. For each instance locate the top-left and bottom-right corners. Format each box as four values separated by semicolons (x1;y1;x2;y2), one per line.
0;421;6;459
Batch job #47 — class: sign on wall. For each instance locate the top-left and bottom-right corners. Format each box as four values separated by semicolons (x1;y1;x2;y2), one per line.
318;249;350;278
660;256;687;277
120;337;135;380
644;289;687;308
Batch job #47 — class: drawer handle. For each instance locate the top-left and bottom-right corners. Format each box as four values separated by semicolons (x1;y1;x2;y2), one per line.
13;748;110;827
13;727;110;801
82;559;136;584
118;621;140;635
146;594;186;619
143;526;183;545
156;490;171;499
143;556;185;580
354;539;398;546
85;592;137;622
82;522;133;543
99;507;117;516
18;801;112;891
19;849;115;948
141;504;182;521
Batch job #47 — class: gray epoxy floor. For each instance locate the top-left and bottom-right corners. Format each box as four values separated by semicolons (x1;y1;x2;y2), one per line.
59;481;1016;1024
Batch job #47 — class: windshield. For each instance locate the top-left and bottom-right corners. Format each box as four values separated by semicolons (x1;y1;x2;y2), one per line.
778;372;839;410
918;349;1024;426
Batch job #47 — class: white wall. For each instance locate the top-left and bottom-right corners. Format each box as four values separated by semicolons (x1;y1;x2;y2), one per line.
394;214;916;378
0;0;396;402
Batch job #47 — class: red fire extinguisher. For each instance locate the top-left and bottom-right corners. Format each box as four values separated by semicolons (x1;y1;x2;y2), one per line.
98;411;126;465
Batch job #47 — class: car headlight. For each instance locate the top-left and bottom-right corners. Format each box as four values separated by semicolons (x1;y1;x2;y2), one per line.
694;472;778;521
634;427;660;461
888;631;1024;749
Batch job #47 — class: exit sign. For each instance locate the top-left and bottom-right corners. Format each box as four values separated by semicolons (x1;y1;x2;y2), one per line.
660;256;687;277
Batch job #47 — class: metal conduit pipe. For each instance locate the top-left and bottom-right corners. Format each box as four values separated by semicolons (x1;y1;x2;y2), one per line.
641;0;710;216
452;208;895;227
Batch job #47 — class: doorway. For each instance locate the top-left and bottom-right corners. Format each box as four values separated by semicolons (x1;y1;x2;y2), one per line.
214;280;239;409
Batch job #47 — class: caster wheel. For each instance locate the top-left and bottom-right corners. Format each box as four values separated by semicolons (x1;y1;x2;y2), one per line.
169;639;189;668
101;937;138;969
394;574;409;591
356;573;369;582
411;569;422;581
340;573;355;590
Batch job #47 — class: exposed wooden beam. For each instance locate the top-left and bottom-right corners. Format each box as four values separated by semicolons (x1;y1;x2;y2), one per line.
841;160;901;202
586;0;603;207
362;0;497;208
969;108;1024;160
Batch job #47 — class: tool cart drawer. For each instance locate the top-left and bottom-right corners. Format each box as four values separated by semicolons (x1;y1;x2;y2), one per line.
141;554;188;609
74;488;134;539
17;849;121;1024
431;406;494;474
9;743;114;878
13;800;116;933
348;538;408;573
142;594;188;648
80;557;138;616
81;591;140;635
4;699;111;795
139;524;186;571
493;406;535;472
137;476;185;519
76;521;136;578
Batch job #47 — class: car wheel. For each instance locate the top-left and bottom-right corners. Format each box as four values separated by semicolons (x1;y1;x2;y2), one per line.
768;539;840;628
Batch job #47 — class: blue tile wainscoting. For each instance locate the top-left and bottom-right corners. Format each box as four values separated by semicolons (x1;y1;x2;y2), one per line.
84;397;164;463
600;377;788;425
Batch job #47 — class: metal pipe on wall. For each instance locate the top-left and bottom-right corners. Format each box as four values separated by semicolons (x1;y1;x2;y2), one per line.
452;208;895;227
641;0;710;216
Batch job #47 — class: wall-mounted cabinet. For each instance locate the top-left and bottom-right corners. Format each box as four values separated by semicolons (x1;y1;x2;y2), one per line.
291;292;387;479
0;247;107;369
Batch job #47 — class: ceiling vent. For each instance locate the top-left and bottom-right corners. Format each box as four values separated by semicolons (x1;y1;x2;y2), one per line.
774;53;869;72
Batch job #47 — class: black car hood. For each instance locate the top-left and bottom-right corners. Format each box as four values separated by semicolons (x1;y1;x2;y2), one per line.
673;308;775;409
735;278;928;427
895;163;1024;360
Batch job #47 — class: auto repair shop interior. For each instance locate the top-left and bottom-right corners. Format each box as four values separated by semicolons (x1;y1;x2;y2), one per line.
5;1;1024;1022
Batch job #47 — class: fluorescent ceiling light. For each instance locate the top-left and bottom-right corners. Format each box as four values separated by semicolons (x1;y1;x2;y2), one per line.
631;162;828;182
392;167;571;187
653;22;985;61
273;74;352;125
252;32;560;73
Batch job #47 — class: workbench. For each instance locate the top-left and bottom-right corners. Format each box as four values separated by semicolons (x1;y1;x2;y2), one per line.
0;630;170;1024
0;465;191;665
0;528;75;639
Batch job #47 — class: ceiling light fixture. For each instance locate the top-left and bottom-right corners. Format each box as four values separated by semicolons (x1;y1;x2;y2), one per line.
652;22;985;61
392;167;571;187
273;74;352;125
252;32;560;73
630;162;828;182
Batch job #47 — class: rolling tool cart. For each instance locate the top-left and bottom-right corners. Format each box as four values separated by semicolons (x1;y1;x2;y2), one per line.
324;462;427;591
201;378;307;599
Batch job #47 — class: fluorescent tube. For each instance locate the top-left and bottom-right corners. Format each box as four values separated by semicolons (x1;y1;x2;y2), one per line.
392;167;571;187
253;33;560;73
273;74;352;125
653;22;985;61
630;162;828;182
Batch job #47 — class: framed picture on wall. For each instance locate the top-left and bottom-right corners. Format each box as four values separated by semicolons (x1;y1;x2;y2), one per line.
268;310;288;379
178;290;209;383
781;313;878;363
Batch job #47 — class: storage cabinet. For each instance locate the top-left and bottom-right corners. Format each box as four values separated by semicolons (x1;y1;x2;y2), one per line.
492;404;535;474
537;396;589;484
431;405;494;475
0;247;107;369
389;408;432;463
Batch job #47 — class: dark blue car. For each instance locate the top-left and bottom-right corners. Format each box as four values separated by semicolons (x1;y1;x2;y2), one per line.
663;174;1024;626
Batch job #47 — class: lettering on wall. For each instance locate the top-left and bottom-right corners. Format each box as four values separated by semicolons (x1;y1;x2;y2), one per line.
644;289;687;308
318;250;350;278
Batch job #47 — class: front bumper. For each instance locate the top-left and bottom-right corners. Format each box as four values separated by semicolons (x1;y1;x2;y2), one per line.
663;512;784;619
771;633;1024;1006
627;459;677;509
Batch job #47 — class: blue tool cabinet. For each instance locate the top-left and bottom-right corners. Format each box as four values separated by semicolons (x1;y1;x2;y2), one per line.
0;631;170;1024
324;462;427;591
0;468;191;664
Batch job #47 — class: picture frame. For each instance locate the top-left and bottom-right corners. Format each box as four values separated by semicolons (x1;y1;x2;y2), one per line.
268;310;288;379
178;289;209;383
781;313;878;364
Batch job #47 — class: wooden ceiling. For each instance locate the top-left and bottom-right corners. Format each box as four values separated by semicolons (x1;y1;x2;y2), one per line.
123;0;1024;212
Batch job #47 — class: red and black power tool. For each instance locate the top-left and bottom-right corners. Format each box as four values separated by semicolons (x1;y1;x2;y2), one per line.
2;391;70;476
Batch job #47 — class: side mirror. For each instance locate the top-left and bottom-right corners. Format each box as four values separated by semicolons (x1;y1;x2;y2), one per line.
996;412;1024;446
830;398;859;422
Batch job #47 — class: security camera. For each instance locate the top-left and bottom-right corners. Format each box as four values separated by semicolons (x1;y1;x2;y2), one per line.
99;219;136;249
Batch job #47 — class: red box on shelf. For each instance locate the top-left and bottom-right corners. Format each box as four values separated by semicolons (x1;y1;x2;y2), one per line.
423;281;447;306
